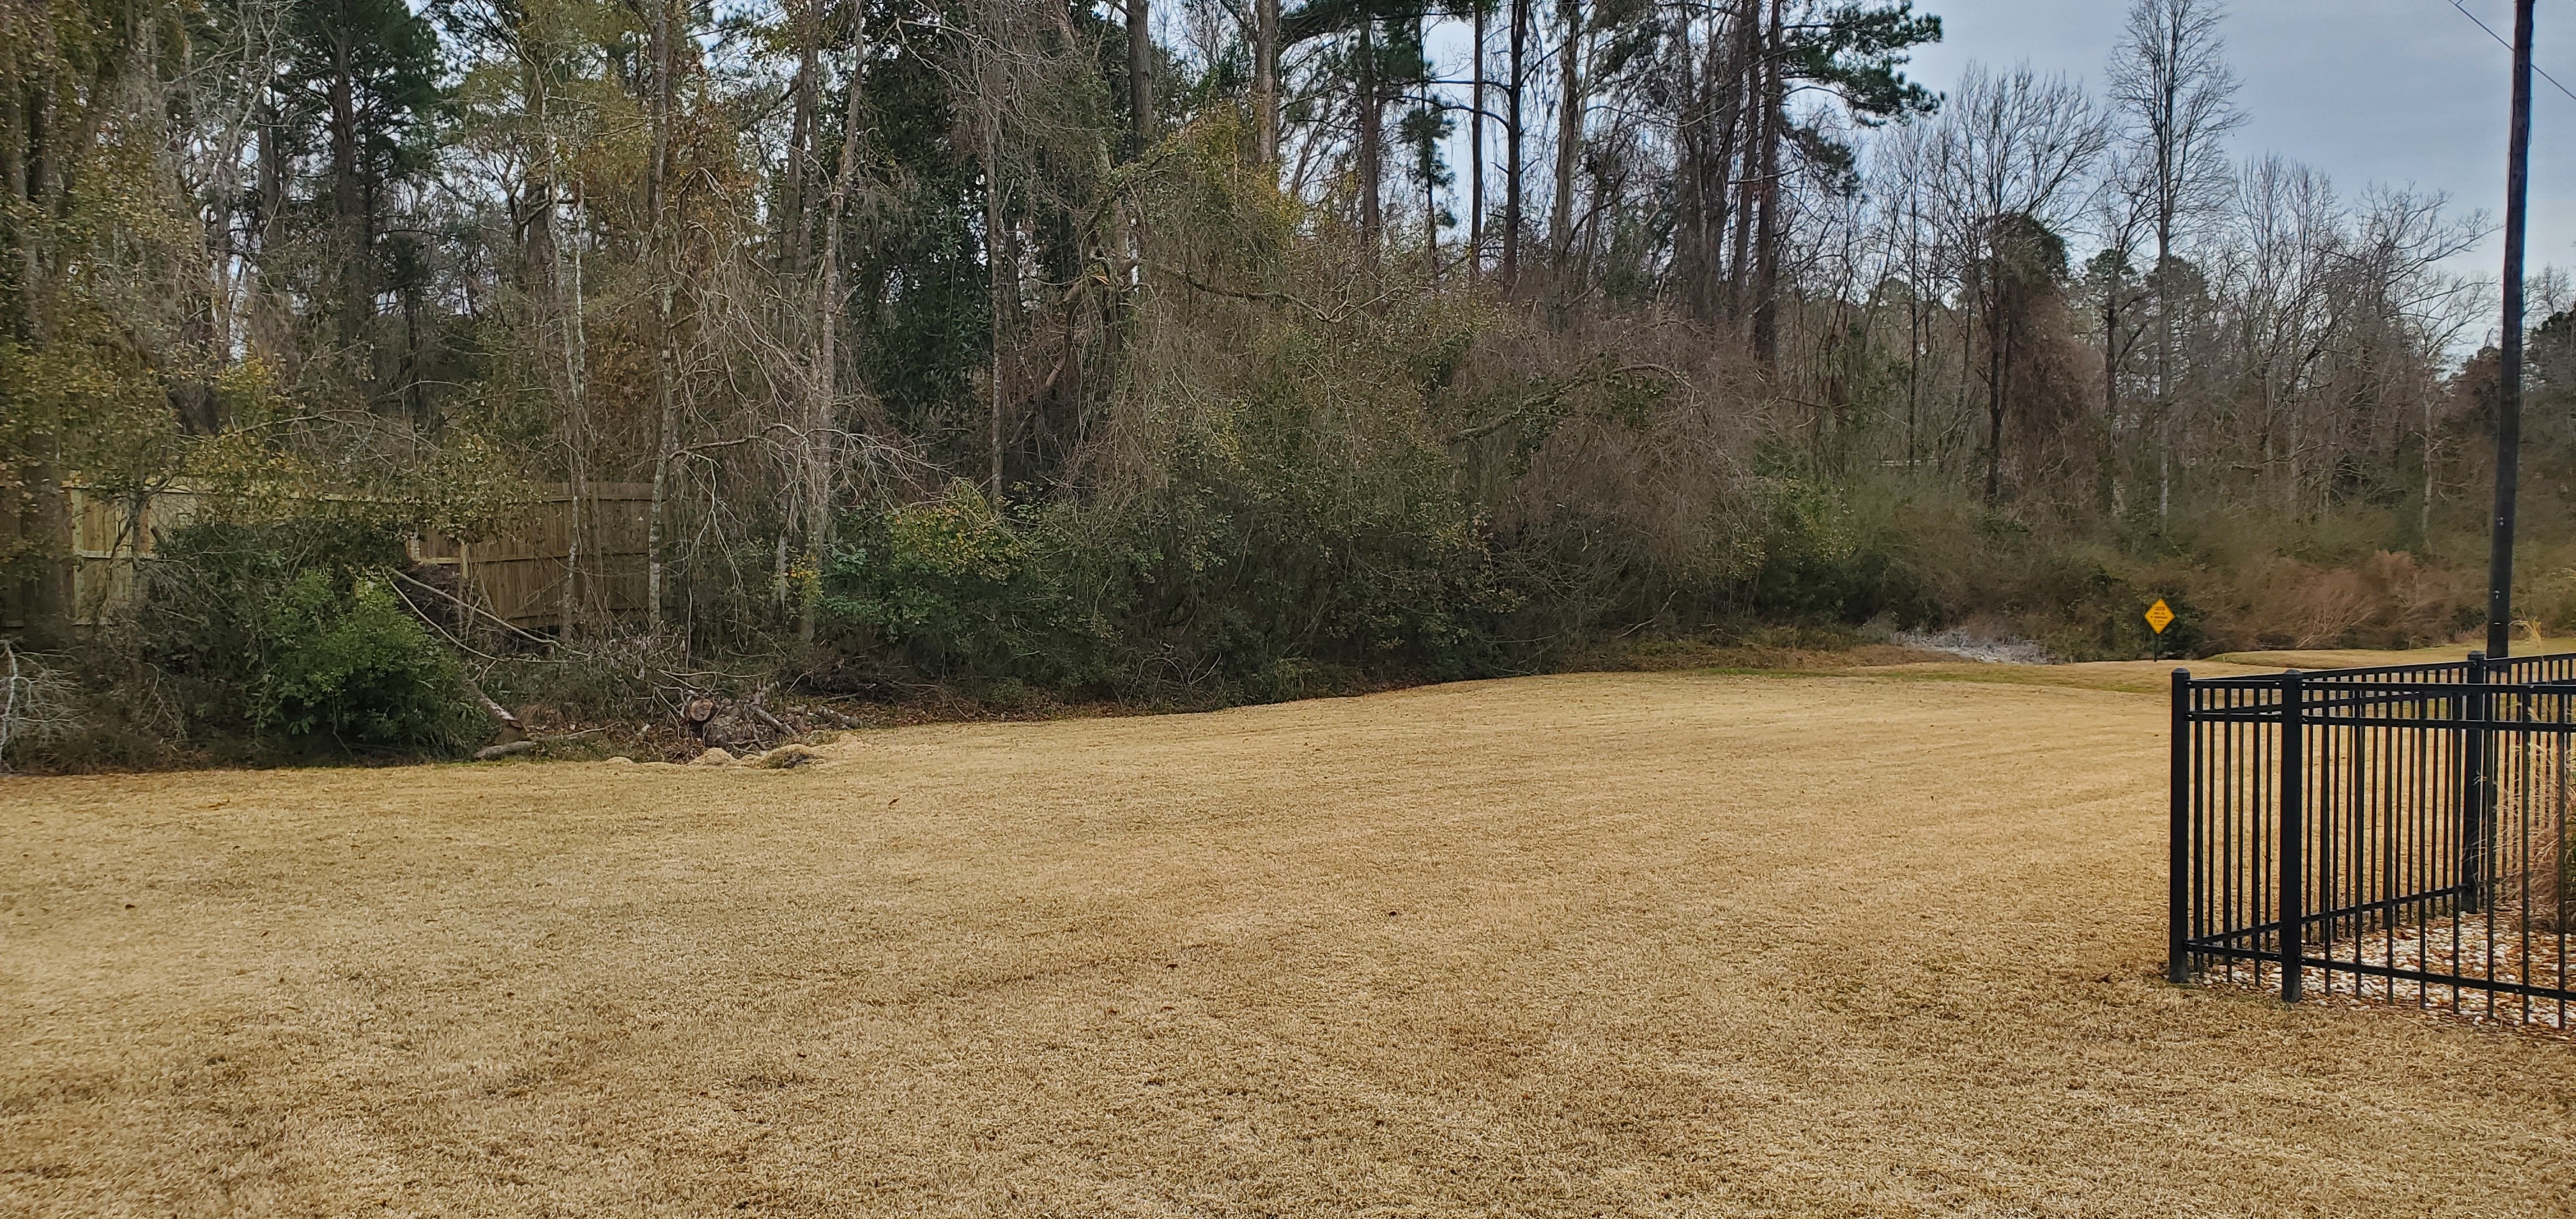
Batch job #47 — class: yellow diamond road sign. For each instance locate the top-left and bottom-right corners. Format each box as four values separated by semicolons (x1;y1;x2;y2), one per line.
2145;599;2176;635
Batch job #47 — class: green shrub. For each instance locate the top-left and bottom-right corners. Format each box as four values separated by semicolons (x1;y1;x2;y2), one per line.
820;483;1119;690
251;572;479;749
819;445;1520;702
139;516;480;758
1742;479;1925;625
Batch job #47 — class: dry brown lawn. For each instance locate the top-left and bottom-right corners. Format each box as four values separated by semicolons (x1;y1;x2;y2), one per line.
4;670;2573;1217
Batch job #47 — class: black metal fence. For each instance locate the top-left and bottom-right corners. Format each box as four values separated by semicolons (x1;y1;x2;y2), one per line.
2170;652;2576;1028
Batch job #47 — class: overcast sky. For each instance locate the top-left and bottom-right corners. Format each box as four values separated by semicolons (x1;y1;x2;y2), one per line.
1905;0;2576;295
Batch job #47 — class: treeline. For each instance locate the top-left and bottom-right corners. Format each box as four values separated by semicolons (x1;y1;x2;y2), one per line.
1;0;2568;763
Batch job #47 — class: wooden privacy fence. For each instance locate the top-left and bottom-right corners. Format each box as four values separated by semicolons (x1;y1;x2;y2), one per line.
402;484;654;628
24;481;654;631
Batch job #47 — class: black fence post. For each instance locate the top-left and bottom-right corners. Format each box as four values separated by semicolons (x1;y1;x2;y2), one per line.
2280;670;2305;1003
2465;652;2490;914
2170;667;2193;985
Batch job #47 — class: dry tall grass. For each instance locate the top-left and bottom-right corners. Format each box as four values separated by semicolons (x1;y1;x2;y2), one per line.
2498;745;2576;935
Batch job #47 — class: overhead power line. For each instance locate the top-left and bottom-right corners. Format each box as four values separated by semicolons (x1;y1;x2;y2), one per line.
2446;0;2576;105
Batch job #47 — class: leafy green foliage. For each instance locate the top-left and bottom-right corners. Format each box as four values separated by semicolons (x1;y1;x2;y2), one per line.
1789;2;1944;125
1744;479;1923;624
821;253;1530;700
252;573;477;748
821;483;1112;687
139;516;482;758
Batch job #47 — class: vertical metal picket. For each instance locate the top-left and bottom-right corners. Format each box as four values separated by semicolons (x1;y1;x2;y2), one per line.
2171;667;2193;985
2466;652;2490;914
2280;670;2305;1002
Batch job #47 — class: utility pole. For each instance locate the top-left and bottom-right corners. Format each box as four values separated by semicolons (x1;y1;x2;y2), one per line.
2487;0;2535;659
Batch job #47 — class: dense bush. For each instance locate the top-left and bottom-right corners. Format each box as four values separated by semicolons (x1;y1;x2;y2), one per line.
138;516;482;758
820;484;1117;690
1741;478;1926;625
818;459;1515;702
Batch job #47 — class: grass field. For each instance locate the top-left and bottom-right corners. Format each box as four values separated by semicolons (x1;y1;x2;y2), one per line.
5;666;2574;1216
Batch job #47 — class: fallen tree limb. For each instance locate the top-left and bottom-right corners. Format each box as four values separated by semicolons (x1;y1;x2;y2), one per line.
470;728;605;762
460;675;520;731
388;569;557;648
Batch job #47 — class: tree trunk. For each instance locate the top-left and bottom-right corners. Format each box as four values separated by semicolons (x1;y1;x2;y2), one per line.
1358;18;1380;250
513;56;551;342
781;10;819;279
1549;0;1581;272
1468;1;1483;283
1675;13;1727;321
1127;0;1151;158
2421;395;2435;542
1256;0;1278;166
1503;0;1526;291
984;116;1006;501
542;61;591;641
524;42;577;638
0;1;23;346
1703;4;1746;320
2156;232;2171;523
558;187;590;640
647;0;678;631
1748;0;1782;363
1985;310;2008;505
1905;232;1922;475
252;99;287;362
2101;267;2123;518
807;10;870;642
1722;2;1758;316
328;27;369;356
2154;56;2177;526
1422;13;1437;273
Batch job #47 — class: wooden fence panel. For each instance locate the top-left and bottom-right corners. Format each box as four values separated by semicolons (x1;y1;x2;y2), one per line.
406;484;653;627
46;482;651;630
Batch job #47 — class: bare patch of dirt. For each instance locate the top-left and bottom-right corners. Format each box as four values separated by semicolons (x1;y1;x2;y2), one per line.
4;673;2573;1215
1894;628;2053;664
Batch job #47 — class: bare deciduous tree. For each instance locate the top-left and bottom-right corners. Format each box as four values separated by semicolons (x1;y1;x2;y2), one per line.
1926;63;2108;503
2109;0;2242;521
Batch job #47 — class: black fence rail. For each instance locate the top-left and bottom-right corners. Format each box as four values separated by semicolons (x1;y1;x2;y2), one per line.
2170;652;2576;1028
